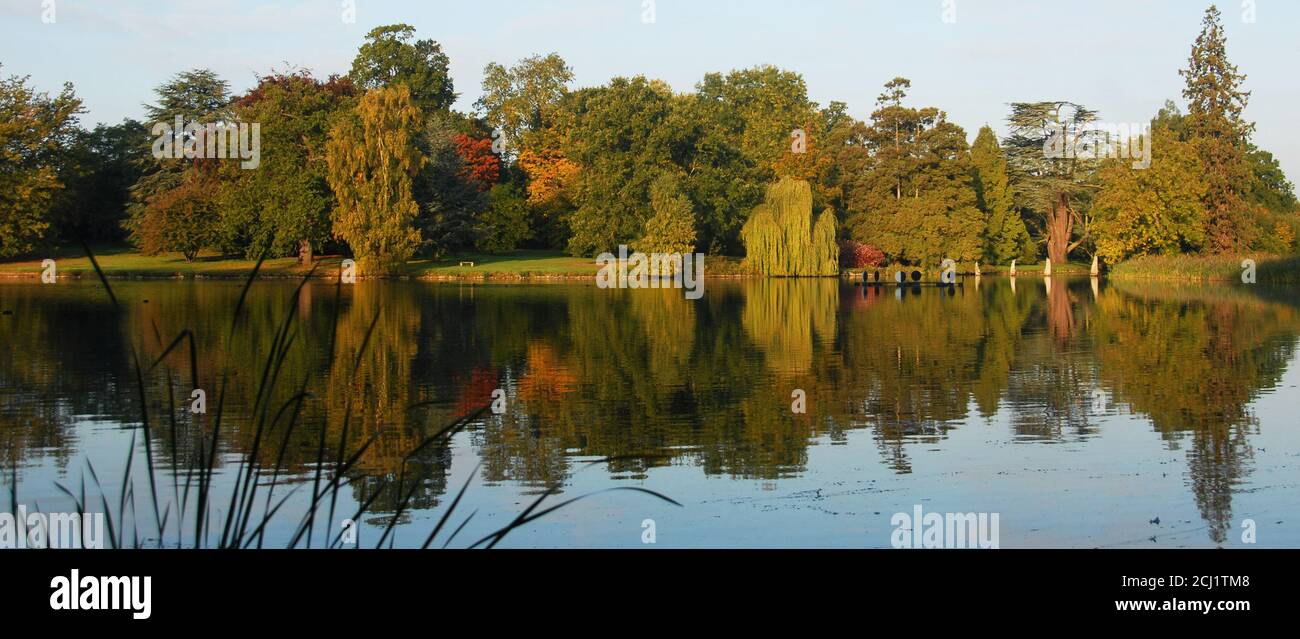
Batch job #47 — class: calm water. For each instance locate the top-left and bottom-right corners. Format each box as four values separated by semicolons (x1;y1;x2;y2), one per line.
1;276;1298;548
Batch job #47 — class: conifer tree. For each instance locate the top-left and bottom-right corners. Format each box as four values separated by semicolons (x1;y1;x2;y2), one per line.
1180;4;1256;253
970;126;1032;264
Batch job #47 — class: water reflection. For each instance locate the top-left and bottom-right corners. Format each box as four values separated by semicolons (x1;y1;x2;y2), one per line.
0;276;1296;546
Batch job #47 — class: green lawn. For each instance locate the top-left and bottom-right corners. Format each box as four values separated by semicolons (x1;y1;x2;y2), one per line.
0;247;748;279
0;246;315;277
407;250;601;277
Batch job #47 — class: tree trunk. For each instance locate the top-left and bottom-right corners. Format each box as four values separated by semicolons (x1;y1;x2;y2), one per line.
1047;192;1072;265
298;239;313;266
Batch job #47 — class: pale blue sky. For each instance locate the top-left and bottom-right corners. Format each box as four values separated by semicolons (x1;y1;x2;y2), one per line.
2;0;1298;176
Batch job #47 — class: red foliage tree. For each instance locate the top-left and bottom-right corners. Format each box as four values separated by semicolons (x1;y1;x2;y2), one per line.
454;134;501;192
839;240;885;269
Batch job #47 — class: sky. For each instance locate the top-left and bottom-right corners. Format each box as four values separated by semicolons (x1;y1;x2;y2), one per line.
2;0;1298;177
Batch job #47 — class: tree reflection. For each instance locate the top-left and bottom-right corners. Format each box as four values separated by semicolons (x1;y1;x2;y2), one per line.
1;276;1297;545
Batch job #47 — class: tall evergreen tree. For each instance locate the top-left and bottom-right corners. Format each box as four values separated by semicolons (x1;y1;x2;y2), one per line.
970;125;1032;264
127;68;232;257
1180;4;1256;253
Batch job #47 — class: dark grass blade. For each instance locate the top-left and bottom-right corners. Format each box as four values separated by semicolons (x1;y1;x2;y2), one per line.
442;510;477;549
421;463;480;549
473;487;683;550
375;406;488;549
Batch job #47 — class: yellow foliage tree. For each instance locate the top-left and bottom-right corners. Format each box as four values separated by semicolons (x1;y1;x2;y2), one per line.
325;85;424;274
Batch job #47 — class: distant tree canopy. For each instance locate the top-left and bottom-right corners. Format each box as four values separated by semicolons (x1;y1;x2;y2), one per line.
349;24;456;115
3;13;1296;270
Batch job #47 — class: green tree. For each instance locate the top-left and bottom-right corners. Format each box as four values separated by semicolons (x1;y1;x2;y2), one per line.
325;85;424;273
1245;145;1296;215
476;53;574;156
562;77;683;256
478;183;532;253
416;112;489;257
50;120;148;244
741;177;838;276
219;71;357;263
0;67;83;257
635;173;697;256
128;68;232;256
1004;101;1101;265
349;24;456;115
691;66;818;253
845;79;984;266
1180;4;1256;253
1092;123;1207;263
970;125;1032;264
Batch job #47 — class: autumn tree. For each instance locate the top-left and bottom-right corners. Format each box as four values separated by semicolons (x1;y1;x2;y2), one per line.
127;68;232;257
1092;123;1207;263
132;171;221;261
453;134;501;191
325;85;424;273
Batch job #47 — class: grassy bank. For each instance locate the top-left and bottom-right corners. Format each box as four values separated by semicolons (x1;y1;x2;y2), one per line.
1109;253;1300;284
0;247;749;280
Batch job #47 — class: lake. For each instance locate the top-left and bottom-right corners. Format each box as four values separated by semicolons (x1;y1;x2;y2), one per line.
1;276;1298;548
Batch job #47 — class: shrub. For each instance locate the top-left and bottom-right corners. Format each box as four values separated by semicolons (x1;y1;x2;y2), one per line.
839;240;885;269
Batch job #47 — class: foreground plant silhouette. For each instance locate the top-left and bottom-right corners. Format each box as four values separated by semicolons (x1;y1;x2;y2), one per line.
5;243;678;549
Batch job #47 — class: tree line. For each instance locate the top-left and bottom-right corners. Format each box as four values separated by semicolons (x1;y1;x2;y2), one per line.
1;6;1295;272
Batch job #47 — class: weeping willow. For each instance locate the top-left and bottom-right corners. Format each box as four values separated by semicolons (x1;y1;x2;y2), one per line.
741;178;839;276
